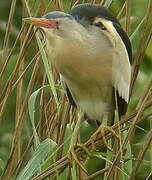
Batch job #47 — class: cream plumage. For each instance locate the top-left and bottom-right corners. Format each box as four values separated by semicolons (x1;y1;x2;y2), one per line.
24;3;132;171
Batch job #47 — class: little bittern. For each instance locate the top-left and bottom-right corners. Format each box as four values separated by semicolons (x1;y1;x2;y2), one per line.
24;3;132;172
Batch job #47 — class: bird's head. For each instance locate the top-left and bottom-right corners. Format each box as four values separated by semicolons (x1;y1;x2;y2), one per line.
23;4;132;62
23;11;88;43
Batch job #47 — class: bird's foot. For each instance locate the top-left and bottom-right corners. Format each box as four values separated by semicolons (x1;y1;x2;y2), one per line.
67;144;90;173
77;143;91;157
90;125;120;151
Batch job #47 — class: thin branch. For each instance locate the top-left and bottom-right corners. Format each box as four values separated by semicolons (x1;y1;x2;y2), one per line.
130;0;152;96
129;130;152;180
126;0;131;35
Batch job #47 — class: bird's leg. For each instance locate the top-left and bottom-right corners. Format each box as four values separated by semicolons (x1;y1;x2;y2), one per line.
91;113;120;151
68;111;87;173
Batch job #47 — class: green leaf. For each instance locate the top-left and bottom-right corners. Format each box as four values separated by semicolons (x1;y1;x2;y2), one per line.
28;85;50;148
28;85;61;148
16;138;57;180
36;34;60;112
130;15;145;42
104;0;113;7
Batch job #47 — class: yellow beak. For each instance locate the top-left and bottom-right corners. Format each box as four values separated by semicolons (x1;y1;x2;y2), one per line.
23;17;58;29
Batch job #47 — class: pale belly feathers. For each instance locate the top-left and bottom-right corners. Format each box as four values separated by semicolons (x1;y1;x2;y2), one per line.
46;36;114;122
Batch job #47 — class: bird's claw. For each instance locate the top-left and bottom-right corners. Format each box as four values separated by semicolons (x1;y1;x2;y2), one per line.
67;144;89;173
90;125;120;151
77;143;91;157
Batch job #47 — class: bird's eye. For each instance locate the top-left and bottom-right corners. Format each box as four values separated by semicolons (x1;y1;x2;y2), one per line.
55;21;60;29
95;22;107;30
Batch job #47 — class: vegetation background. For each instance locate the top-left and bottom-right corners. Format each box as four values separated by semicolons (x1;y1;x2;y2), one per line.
0;0;152;179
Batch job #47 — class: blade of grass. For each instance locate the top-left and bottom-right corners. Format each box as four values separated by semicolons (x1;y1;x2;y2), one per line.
102;0;113;7
35;34;60;112
130;16;145;42
16;138;57;180
28;86;49;147
28;84;62;148
71;161;77;180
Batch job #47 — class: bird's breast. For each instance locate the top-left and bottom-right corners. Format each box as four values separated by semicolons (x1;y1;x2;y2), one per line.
46;35;114;122
47;37;113;84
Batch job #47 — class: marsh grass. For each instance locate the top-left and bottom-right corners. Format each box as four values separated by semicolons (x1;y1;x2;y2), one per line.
0;0;152;179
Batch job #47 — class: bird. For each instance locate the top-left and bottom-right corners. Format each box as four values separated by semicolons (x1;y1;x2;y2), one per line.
24;3;132;172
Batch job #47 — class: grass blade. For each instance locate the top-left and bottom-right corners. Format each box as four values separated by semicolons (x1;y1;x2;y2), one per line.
16;138;57;180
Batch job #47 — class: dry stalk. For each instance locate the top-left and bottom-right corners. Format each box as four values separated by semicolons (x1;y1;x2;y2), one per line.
129;130;152;180
2;56;41;180
117;2;126;20
126;0;131;35
107;77;152;179
1;1;152;180
130;0;152;95
29;99;152;180
0;0;17;88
